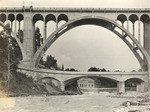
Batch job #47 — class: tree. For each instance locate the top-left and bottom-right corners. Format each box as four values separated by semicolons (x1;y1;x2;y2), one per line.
101;68;107;72
44;55;57;69
17;29;23;43
0;23;22;91
88;67;100;72
88;67;107;72
35;27;41;51
65;68;78;71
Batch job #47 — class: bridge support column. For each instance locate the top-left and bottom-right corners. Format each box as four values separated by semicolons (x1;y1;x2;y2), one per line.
127;19;129;31
133;23;135;47
143;20;150;91
143;21;150;71
138;19;141;44
43;19;47;43
117;81;125;93
137;82;147;92
18;21;21;40
60;81;65;91
20;12;35;67
144;21;150;55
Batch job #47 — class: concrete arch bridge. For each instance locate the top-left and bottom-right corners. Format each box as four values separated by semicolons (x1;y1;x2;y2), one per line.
18;67;149;93
0;6;150;92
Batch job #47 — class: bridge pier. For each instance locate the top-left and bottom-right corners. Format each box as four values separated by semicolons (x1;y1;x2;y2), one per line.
117;81;125;93
19;12;35;68
60;81;65;91
137;82;147;92
143;20;150;91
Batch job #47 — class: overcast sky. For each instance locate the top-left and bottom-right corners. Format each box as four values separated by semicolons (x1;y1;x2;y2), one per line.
0;0;150;71
0;0;150;8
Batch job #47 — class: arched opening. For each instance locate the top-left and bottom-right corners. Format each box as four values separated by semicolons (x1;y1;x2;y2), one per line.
33;14;44;24
45;14;56;38
38;77;61;94
41;25;141;72
33;16;150;73
140;14;150;48
57;14;68;27
140;14;150;23
8;14;15;30
16;14;24;43
125;78;144;92
0;13;6;23
117;14;127;24
65;76;118;93
33;14;44;52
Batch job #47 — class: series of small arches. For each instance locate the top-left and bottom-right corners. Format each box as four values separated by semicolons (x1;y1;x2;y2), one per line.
0;13;68;23
117;14;150;23
0;13;149;25
38;76;146;92
0;13;149;42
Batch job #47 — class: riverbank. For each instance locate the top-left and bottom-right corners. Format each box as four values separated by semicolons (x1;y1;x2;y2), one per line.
0;92;149;112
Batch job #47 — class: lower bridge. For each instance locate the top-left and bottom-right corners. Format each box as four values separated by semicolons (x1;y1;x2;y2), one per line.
18;67;149;93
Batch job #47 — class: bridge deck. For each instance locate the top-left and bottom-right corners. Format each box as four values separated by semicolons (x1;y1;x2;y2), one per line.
18;67;148;76
0;7;150;12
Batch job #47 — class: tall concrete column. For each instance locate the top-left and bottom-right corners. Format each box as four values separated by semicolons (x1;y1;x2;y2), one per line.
122;22;124;35
60;81;65;91
11;21;13;31
117;81;125;93
143;21;150;90
138;19;141;44
127;19;129;31
6;14;8;22
56;19;58;29
14;16;17;35
18;21;21;39
43;20;46;43
143;21;150;55
133;23;135;47
22;12;35;65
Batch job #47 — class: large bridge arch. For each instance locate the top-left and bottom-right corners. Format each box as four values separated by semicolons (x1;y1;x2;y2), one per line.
33;16;150;71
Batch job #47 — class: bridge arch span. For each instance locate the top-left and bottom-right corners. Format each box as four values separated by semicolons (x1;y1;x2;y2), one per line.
33;16;150;70
37;77;60;82
124;76;146;83
64;75;118;86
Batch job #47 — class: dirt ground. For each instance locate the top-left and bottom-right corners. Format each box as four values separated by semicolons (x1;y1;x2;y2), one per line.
0;92;150;112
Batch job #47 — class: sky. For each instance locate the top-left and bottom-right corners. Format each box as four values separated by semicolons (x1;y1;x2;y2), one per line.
0;0;150;8
0;0;150;71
